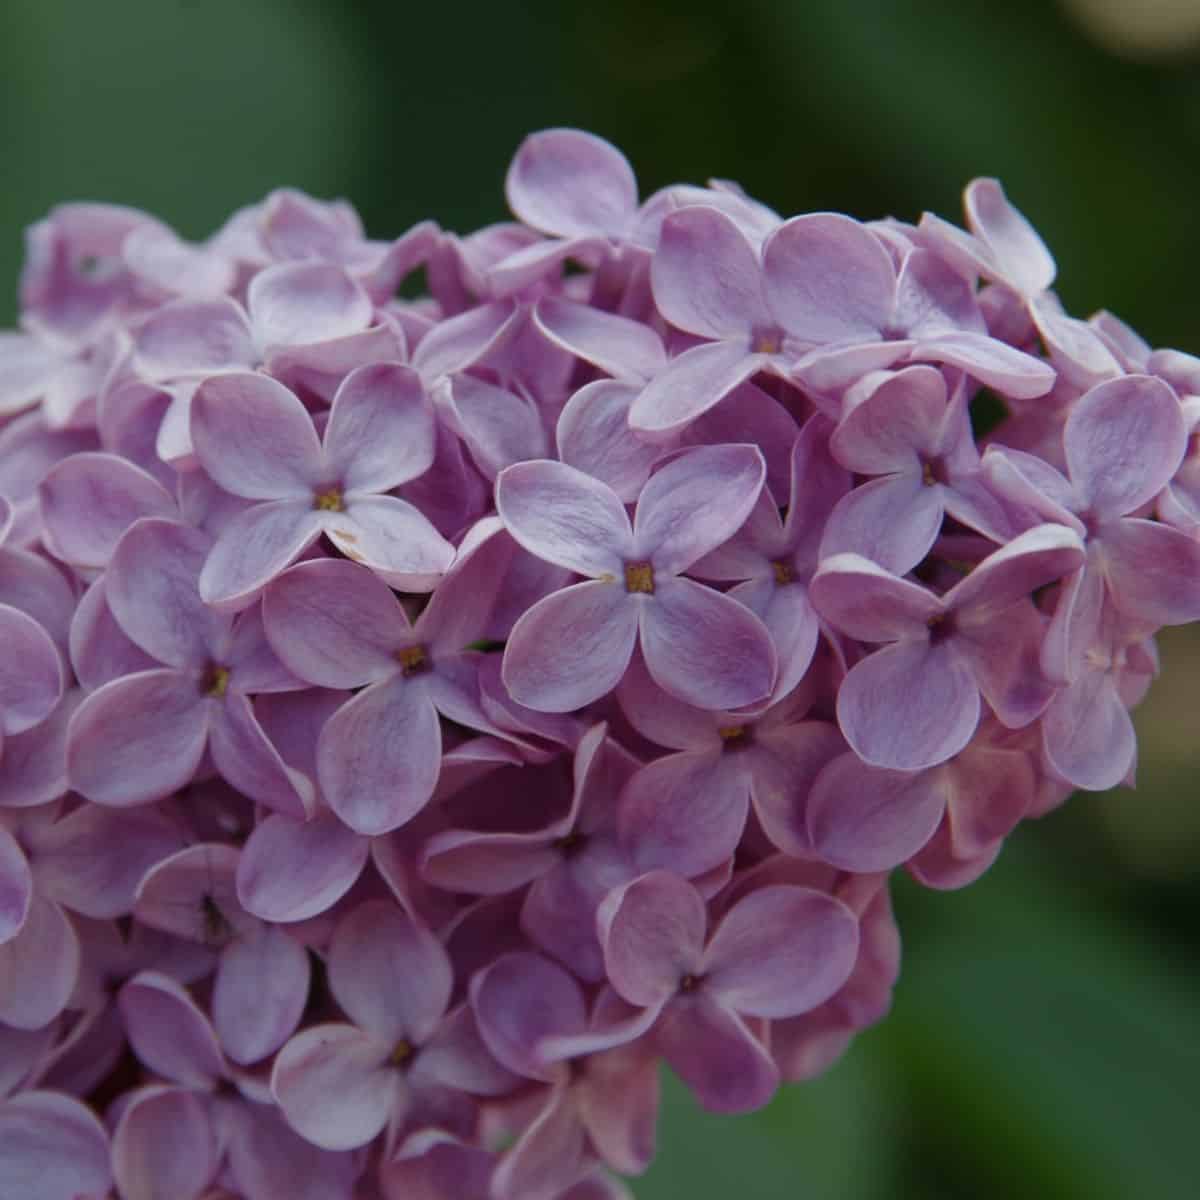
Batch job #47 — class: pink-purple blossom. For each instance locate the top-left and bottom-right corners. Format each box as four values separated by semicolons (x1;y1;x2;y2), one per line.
0;129;1194;1199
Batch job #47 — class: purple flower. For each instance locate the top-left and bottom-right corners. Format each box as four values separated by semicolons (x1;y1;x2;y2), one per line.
497;444;777;711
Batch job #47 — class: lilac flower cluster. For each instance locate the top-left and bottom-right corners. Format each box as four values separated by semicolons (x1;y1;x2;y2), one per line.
1;128;1197;1199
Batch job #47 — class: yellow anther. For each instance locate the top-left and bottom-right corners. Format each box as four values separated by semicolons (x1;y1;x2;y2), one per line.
397;644;429;676
718;725;746;743
752;331;782;355
203;665;230;698
772;560;794;586
921;461;937;487
313;487;344;512
390;1038;414;1067
624;561;655;594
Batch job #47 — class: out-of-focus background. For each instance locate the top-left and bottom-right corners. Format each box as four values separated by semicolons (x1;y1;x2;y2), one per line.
3;1;1197;1195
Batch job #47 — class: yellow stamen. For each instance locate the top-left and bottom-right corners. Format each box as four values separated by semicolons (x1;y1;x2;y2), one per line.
397;644;429;676
203;665;230;698
624;562;654;594
718;725;746;743
921;461;937;487
313;488;344;512
752;331;782;355
390;1038;414;1067
772;560;793;585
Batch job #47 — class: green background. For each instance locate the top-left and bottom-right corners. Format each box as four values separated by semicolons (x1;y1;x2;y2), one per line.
3;1;1197;1195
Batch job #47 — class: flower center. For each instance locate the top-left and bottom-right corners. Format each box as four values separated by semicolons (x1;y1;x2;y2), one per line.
718;725;748;749
554;830;587;856
679;972;703;994
926;611;955;645
201;663;230;698
396;644;431;677
313;487;344;512
751;325;783;355
771;559;794;585
390;1038;414;1068
201;894;231;943
624;561;655;594
921;457;948;487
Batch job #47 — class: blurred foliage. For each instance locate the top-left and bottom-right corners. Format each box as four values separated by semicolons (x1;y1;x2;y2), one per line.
1;1;1198;1195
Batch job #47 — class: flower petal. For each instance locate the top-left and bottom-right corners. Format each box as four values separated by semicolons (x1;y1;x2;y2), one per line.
703;885;859;1017
502;581;638;713
318;678;441;835
330;495;454;590
639;578;776;710
506;128;637;239
112;1085;219;1200
628;340;763;437
0;1091;112;1200
837;639;979;770
598;870;706;1008
324;362;436;492
0;605;62;735
496;459;632;576
246;261;372;349
118;971;226;1088
0;895;79;1029
634;443;766;573
68;669;209;806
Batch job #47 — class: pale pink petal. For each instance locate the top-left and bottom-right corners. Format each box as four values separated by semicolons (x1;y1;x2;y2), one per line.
190;373;323;500
555;381;662;502
1041;668;1136;792
491;1086;587;1200
38;451;175;569
198;499;324;611
837;639;980;770
818;473;944;577
0;605;62;735
324;362;436;492
809;553;940;641
703;886;859;1017
0;895;79;1028
628;340;763;437
329;900;452;1045
654;996;779;1113
964;178;1055;296
598;870;706;1007
112;1085;220;1200
270;1023;396;1150
224;1102;358;1200
506;128;637;238
639;578;776;710
1065;375;1186;519
618;751;748;878
806;753;947;871
437;375;548;479
133;298;256;379
106;518;218;668
67;669;209;806
118;971;226;1087
69;578;157;691
236;812;368;923
634;443;766;572
535;298;666;382
214;923;310;1064
246;262;372;350
496;459;632;576
651;207;767;339
763;213;894;342
0;828;32;944
330;495;454;590
1102;518;1200;626
208;693;314;818
502;581;638;713
0;1090;112;1200
319;678;441;835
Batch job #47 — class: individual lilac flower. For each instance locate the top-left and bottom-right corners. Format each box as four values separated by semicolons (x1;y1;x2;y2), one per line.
271;899;514;1151
614;655;845;877
497;444;777;712
766;215;1056;399
190;363;451;609
818;366;1021;575
67;518;311;812
692;415;849;699
810;524;1085;770
598;870;859;1112
470;952;660;1200
983;374;1200;678
422;722;640;981
0;1090;113;1200
916;178;1056;302
261;523;528;835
